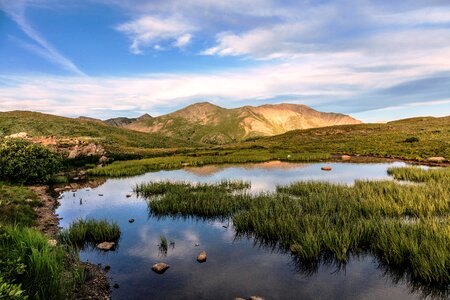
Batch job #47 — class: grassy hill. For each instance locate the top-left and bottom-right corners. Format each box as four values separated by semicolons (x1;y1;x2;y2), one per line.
123;102;361;144
0;111;199;157
245;116;450;161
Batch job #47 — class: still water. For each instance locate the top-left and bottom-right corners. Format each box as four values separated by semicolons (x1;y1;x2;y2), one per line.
56;161;441;300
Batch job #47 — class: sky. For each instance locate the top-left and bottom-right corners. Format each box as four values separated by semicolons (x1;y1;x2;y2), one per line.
0;0;450;122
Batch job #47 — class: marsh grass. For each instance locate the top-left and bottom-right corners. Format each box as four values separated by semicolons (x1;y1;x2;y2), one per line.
136;167;450;288
59;218;121;247
0;226;85;300
135;180;252;218
88;150;330;177
158;235;168;256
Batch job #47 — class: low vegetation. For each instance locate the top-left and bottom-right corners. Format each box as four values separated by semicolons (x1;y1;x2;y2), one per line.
137;167;450;295
59;219;121;247
0;183;39;226
251;116;450;162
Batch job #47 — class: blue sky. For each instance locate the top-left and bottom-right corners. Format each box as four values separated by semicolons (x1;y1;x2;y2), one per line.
1;0;450;122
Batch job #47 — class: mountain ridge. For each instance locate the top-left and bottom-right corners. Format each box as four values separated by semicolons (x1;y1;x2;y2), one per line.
120;102;362;144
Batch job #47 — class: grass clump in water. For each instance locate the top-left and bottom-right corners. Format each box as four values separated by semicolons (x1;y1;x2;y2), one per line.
135;180;252;218
137;167;450;290
59;218;121;247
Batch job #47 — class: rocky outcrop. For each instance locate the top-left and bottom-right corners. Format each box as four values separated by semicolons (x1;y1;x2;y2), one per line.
68;143;106;159
5;132;28;139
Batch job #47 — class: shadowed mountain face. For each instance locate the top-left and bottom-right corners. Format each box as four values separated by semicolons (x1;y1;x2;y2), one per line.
121;102;362;144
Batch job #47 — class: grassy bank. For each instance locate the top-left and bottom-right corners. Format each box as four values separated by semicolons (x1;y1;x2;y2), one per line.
136;167;450;294
249;116;450;162
88;150;330;177
0;226;85;300
0;183;118;299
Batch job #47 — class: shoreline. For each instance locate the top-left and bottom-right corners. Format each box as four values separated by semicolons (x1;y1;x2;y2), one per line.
31;185;111;300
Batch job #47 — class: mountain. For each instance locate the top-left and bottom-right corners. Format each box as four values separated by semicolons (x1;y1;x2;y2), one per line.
122;102;362;144
105;114;152;127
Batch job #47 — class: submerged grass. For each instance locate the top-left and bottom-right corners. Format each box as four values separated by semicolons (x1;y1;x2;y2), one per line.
59;218;121;247
137;167;450;289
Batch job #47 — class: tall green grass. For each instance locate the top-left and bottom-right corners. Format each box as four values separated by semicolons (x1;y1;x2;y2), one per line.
0;226;85;300
136;167;450;290
59;219;121;247
135;180;252;218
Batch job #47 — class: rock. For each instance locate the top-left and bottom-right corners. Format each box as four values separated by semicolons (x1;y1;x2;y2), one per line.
321;166;332;171
104;265;111;272
249;297;265;300
126;194;132;198
152;263;170;274
98;194;104;196
197;251;207;263
194;243;200;247
341;155;351;160
233;298;246;300
128;219;135;223
113;283;119;289
48;239;58;247
99;156;108;164
6;132;28;139
427;157;447;163
96;242;115;251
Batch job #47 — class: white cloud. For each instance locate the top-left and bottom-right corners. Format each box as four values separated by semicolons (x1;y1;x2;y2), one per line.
0;0;85;76
173;33;192;48
116;15;195;54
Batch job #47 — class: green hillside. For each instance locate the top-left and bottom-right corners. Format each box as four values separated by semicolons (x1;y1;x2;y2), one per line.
0;111;199;156
246;116;450;161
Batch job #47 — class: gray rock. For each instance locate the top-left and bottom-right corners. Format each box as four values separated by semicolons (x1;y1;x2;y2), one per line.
427;157;447;163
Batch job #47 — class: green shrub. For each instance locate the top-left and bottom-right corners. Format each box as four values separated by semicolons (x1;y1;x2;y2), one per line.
0;276;28;300
0;139;61;184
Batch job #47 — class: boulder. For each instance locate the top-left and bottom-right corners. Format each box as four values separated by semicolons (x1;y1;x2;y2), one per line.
6;132;28;139
321;166;332;171
128;219;135;223
249;297;265;300
341;155;351;160
96;242;115;251
197;251;207;263
427;157;447;163
99;155;108;164
152;263;170;274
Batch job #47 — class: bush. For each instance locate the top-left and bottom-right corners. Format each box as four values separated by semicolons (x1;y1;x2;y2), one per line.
0;139;61;184
403;137;419;143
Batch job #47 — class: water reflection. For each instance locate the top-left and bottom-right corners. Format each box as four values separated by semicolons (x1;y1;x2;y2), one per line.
55;162;448;300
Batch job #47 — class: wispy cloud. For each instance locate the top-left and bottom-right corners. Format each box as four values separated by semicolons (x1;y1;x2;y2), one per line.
116;15;196;54
0;0;85;76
